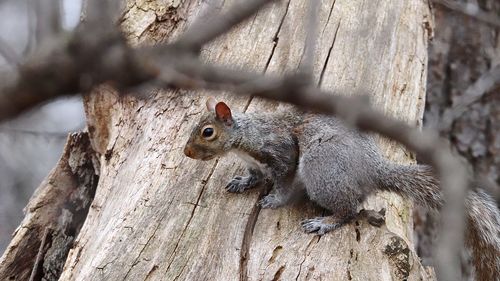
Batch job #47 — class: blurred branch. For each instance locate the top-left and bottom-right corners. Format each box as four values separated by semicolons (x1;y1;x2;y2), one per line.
0;0;278;121
0;36;20;66
194;0;225;24
35;0;62;42
433;0;500;28
173;0;275;51
25;0;37;55
0;127;74;138
85;0;121;27
299;0;320;78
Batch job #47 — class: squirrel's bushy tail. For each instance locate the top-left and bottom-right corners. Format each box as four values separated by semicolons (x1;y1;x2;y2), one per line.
377;165;443;209
377;164;500;280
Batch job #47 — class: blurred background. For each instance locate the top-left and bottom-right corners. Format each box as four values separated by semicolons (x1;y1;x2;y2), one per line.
420;0;499;272
0;0;84;253
0;1;498;269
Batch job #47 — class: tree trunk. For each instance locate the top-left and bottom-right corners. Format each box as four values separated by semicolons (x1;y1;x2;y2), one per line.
0;0;436;280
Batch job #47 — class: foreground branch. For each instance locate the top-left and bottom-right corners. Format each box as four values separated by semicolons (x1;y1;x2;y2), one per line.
0;37;20;66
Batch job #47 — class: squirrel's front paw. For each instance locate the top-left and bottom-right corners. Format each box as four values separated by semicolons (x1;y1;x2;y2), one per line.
226;176;250;193
258;194;283;209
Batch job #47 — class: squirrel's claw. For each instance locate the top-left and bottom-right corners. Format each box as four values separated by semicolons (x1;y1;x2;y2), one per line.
225;176;249;193
301;217;339;235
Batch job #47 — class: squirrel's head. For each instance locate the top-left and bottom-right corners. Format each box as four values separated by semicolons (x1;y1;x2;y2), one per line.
184;97;235;160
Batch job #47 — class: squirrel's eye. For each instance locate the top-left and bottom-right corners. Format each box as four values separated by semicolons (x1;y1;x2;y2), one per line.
201;126;216;140
202;128;213;137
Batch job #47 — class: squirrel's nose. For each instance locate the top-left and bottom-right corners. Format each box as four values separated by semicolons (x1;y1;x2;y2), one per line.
184;145;194;158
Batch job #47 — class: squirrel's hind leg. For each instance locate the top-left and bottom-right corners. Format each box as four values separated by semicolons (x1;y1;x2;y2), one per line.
301;209;387;235
301;216;353;235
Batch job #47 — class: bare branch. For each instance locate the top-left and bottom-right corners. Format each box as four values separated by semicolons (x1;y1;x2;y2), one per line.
433;0;500;28
0;127;75;138
0;30;155;121
440;64;500;130
24;0;38;55
0;36;20;66
174;0;276;51
85;0;121;27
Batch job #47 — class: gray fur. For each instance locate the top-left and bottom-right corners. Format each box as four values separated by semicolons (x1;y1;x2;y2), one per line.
184;103;500;280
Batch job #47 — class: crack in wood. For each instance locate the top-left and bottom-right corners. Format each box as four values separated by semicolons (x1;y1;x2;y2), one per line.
96;257;118;272
239;4;292;278
318;19;341;87
164;159;220;277
294;236;319;281
271;265;286;281
263;0;291;73
346;248;355;280
121;221;162;280
320;0;337;38
238;191;264;281
144;264;159;281
171;258;190;281
243;96;254;112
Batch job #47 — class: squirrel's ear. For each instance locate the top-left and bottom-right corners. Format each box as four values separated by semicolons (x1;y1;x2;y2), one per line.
215;102;233;126
206;97;217;112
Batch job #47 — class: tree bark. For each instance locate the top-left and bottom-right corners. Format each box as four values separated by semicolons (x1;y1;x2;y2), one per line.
1;0;436;280
0;133;98;280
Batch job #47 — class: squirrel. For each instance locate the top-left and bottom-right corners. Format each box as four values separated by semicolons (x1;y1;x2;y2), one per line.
183;98;500;280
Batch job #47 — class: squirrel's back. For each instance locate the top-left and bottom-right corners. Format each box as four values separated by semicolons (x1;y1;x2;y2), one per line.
294;114;387;215
295;114;500;280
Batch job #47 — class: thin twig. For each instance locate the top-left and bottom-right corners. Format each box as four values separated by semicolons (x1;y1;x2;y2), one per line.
29;227;51;281
440;64;500;130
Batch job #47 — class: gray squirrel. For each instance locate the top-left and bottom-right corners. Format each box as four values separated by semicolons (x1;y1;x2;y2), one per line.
183;98;500;280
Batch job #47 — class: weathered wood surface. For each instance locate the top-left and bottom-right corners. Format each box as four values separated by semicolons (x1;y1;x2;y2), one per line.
1;0;435;280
